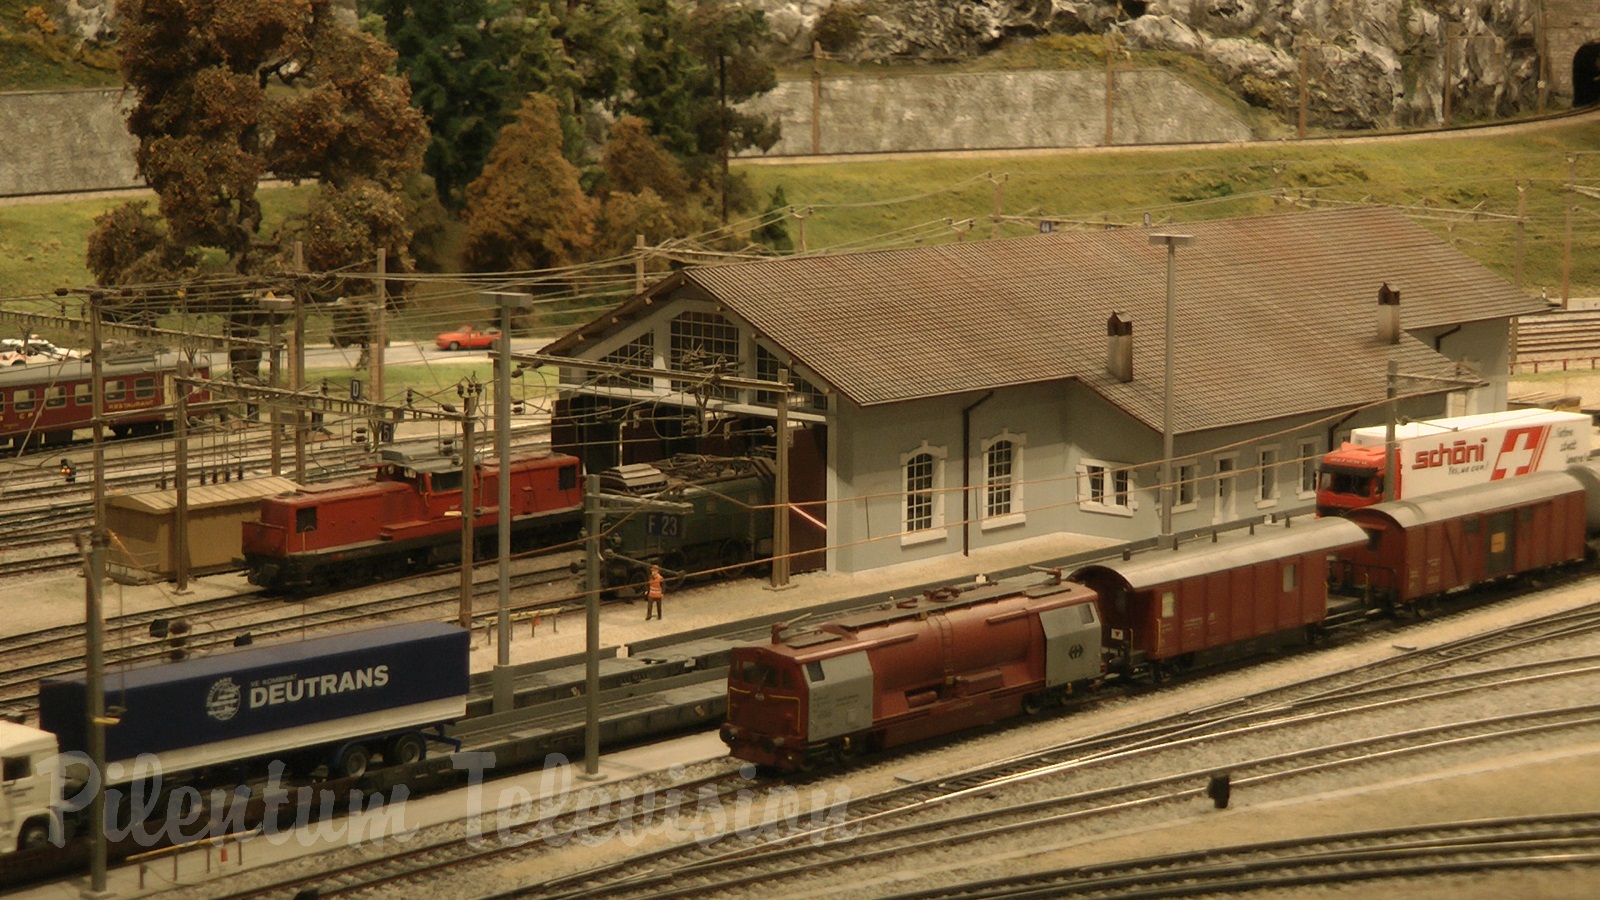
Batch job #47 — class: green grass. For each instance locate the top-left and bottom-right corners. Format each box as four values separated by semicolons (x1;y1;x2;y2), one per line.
0;0;118;89
737;116;1600;296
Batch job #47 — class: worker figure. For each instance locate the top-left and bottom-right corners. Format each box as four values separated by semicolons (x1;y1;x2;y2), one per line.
60;459;75;484
645;565;664;620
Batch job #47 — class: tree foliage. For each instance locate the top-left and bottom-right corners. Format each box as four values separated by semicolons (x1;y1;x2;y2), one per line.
91;0;429;287
461;93;597;273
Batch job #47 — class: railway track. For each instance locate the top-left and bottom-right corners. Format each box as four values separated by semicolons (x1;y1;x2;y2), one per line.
1514;308;1600;375
148;584;1600;900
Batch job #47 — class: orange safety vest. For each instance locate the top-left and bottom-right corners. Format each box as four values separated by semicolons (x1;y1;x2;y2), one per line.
647;569;664;600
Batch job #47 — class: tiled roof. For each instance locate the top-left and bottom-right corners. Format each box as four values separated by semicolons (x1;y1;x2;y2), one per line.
551;208;1544;434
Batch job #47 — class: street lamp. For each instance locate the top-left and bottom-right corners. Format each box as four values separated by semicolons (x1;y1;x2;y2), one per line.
1149;233;1194;548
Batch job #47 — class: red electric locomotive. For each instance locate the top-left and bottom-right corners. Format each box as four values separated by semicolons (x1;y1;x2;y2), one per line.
241;447;583;592
722;578;1105;770
0;353;211;451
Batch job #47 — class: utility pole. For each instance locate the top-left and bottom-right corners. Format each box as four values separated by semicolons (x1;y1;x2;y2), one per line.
487;291;532;714
459;386;477;630
79;530;110;900
811;41;823;155
1442;24;1455;128
583;473;602;779
1298;41;1309;139
773;368;791;588
1514;179;1528;289
1385;361;1399;504
371;248;386;413
1149;234;1194;549
1562;154;1575;308
1104;32;1115;146
259;293;293;477
175;360;191;593
89;293;106;532
989;173;1007;241
291;242;308;484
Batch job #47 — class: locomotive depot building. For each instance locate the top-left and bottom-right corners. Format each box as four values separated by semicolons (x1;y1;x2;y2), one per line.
539;206;1547;578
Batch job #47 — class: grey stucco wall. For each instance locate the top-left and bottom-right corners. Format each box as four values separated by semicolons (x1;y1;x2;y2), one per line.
0;88;138;197
740;69;1253;157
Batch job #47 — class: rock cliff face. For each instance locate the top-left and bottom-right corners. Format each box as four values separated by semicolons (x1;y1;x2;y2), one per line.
753;0;1547;129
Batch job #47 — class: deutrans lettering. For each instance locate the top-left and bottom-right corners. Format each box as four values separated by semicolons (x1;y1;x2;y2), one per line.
248;665;391;708
1412;438;1488;470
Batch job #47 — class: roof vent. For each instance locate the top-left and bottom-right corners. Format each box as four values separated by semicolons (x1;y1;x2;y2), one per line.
1377;282;1401;344
1106;312;1133;382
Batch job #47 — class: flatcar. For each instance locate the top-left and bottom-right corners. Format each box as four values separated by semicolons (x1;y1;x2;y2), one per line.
241;447;583;592
597;454;776;592
0;352;211;451
725;464;1600;771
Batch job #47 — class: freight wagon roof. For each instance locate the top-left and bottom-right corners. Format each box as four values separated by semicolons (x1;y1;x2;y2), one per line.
107;476;302;513
43;622;464;690
545;208;1536;434
1347;471;1585;530
1070;517;1368;591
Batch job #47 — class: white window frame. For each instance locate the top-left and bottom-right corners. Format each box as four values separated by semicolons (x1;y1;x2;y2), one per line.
1256;445;1281;508
1171;458;1198;512
900;442;948;546
980;430;1026;531
1213;453;1238;524
1298;439;1320;498
1078;457;1135;518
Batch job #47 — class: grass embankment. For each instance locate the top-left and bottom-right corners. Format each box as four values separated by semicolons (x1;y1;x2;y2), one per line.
0;0;117;88
3;118;1597;360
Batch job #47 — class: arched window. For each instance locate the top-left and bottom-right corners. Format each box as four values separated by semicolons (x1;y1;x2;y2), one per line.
981;430;1026;529
900;442;947;544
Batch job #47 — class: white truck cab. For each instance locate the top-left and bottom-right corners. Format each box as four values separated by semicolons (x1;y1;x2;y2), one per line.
0;720;64;852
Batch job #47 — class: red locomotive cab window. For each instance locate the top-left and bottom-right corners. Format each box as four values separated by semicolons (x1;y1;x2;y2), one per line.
295;507;318;534
135;377;156;400
735;660;780;688
559;464;578;492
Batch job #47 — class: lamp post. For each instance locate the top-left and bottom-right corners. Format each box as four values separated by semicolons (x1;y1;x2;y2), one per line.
483;291;532;714
1149;233;1194;548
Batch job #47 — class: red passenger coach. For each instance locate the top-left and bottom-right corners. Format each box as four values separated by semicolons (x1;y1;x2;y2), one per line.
0;353;211;450
722;578;1105;770
1336;472;1589;608
242;448;583;592
1070;516;1368;679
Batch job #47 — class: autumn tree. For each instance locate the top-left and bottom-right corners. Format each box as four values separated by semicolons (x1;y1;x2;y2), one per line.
90;1;428;285
461;93;597;273
592;115;717;260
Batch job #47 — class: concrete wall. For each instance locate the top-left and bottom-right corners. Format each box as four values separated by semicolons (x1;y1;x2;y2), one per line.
0;88;139;197
740;69;1253;157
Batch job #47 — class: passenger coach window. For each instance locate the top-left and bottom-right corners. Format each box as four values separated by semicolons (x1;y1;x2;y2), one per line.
135;377;156;400
105;380;125;402
15;389;35;412
46;387;65;408
75;384;92;406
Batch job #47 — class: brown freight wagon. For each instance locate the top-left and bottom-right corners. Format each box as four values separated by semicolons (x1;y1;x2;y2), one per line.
1336;471;1589;609
106;477;300;584
1071;516;1368;679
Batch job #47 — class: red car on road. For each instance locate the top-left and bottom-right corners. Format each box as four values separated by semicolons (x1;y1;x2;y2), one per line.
435;325;500;351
